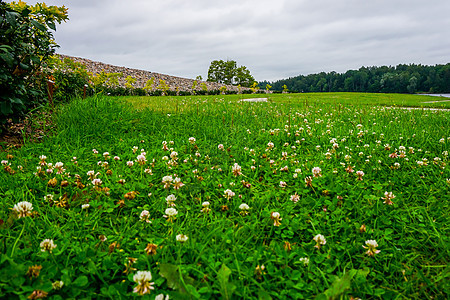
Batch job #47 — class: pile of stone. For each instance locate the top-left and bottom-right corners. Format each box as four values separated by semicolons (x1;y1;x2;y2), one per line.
56;54;251;93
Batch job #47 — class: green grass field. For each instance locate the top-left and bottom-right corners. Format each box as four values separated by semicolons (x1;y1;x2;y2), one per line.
124;92;450;112
0;93;449;299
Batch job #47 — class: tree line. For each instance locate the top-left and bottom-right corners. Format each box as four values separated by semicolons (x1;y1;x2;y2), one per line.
261;63;450;94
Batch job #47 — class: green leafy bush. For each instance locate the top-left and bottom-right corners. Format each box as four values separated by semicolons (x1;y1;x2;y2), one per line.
0;1;68;125
45;56;91;103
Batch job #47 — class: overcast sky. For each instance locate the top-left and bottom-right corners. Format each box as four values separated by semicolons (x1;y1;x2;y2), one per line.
15;0;450;82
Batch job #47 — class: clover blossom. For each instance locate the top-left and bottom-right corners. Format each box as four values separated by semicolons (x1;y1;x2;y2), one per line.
92;178;102;186
136;154;147;165
52;280;64;290
166;194;177;207
223;189;235;200
239;203;250;215
176;234;189;243
313;234;326;249
312;167;322;177
299;257;310;266
363;239;380;256
162;175;173;189
270;212;282;226
155;294;170;300
232;163;242;176
13;201;33;218
40;239;57;253
172;177;184;190
140;210;151;223
165;207;178;222
201;201;211;213
290;193;300;203
356;170;364;180
382;191;395;205
133;271;155;295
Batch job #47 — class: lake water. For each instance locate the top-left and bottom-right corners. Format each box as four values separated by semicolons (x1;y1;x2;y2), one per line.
419;94;450;98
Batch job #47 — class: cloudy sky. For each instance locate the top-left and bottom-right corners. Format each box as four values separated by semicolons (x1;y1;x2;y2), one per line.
15;0;450;81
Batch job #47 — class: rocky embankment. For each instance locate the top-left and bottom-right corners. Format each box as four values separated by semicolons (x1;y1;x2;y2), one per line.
57;54;250;93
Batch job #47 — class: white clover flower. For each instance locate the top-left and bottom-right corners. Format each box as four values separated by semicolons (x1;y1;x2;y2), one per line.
299;257;310;266
270;211;282;226
52;280;64;290
127;161;134;167
40;239;57;253
13;201;33;218
218;144;224;150
239;203;250;210
140;210;151;223
223;189;235;199
133;271;155;295
356;170;364;180
44;194;54;202
188;137;196;144
166;194;177;207
136;154;147;165
232;163;242;176
313;234;326;249
172;177;184;190
382;191;395;205
312;167;322;177
92;178;102;186
176;234;189;243
290;193;300;203
81;204;90;210
162;175;173;183
165;207;178;217
155;294;170;300
363;239;380;256
170;151;178;159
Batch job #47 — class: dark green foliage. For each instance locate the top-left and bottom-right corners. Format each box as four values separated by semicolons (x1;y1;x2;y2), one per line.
265;63;450;94
46;56;91;103
207;59;255;87
0;2;68;125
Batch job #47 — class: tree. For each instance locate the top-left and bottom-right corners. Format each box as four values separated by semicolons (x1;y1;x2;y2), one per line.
207;59;255;87
0;1;68;124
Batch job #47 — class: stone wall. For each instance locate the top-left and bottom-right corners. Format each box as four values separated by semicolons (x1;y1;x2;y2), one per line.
56;54;252;93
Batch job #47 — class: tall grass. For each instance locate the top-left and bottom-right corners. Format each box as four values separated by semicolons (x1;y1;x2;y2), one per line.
0;94;448;299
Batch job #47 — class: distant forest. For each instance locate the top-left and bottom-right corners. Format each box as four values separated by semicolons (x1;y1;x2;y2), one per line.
261;63;450;94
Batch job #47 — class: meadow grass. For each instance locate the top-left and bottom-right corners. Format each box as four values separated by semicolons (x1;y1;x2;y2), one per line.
0;93;449;299
124;92;450;113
